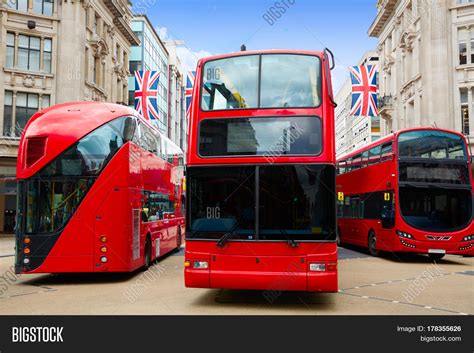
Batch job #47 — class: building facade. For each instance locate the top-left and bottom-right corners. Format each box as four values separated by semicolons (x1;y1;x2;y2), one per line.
335;51;381;157
164;40;187;154
0;0;138;234
369;0;474;144
128;15;169;135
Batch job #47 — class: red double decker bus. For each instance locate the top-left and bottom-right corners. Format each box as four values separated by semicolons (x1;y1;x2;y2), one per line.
15;102;185;274
185;49;338;292
336;128;474;260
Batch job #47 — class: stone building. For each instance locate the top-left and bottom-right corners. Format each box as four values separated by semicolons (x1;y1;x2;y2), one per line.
0;0;139;234
165;40;187;154
369;0;474;145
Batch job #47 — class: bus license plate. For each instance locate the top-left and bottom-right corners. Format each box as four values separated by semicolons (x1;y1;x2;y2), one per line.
428;249;446;254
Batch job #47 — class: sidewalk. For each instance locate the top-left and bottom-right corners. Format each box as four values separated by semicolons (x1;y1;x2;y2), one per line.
0;236;15;257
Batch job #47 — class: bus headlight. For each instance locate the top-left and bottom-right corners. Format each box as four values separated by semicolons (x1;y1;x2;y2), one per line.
396;230;414;240
462;235;474;242
100;256;108;263
193;261;208;269
309;263;326;272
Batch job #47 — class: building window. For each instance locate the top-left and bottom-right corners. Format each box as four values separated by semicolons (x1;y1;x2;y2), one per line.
44;38;52;73
33;0;53;16
6;0;28;12
129;60;142;73
16;93;39;136
6;33;15;68
8;34;52;73
3;91;14;137
459;29;468;65
94;14;99;34
3;92;50;137
461;88;470;135
93;56;99;84
18;35;41;71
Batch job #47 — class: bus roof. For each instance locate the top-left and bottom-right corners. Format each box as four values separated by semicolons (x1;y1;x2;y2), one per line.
337;127;468;162
17;102;183;179
197;49;325;66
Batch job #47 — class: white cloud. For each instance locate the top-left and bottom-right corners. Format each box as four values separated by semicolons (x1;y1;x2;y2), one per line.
176;46;212;73
155;26;212;73
156;27;169;41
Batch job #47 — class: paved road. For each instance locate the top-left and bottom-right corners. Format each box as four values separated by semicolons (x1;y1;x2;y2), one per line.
0;238;472;315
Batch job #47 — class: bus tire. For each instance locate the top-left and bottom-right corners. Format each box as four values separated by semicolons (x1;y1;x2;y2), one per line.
143;235;152;271
368;231;379;257
336;227;342;247
176;226;182;251
428;253;445;261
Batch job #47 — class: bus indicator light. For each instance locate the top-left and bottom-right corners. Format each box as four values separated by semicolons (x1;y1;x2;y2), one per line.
384;193;391;201
338;192;344;201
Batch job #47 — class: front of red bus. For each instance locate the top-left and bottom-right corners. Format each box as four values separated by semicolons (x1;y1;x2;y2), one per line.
185;50;338;292
395;129;474;258
15;102;140;274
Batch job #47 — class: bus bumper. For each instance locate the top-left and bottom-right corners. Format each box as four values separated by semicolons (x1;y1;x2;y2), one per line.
396;238;474;256
184;249;338;293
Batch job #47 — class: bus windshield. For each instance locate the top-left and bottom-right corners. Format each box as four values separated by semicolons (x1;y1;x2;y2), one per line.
399;187;472;232
187;165;336;241
201;54;321;111
398;130;467;160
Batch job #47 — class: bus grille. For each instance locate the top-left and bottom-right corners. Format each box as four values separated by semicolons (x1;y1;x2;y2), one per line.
25;137;47;168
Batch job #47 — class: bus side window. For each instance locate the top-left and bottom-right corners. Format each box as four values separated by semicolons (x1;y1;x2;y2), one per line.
381;143;393;162
369;145;381;165
123;117;137;142
352;154;362;170
361;150;369;168
346;158;352;173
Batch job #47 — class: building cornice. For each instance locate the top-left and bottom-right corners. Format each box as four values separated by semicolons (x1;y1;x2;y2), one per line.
102;0;140;46
368;0;398;38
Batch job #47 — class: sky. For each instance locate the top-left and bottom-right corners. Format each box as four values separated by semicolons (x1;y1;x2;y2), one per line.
131;0;379;94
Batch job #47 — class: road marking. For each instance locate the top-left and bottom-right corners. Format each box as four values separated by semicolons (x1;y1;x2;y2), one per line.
339;292;469;315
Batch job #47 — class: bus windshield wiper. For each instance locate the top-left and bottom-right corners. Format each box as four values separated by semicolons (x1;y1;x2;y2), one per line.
217;224;239;248
281;230;298;248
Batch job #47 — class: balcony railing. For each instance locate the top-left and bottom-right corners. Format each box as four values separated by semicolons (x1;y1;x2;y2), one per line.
378;95;393;110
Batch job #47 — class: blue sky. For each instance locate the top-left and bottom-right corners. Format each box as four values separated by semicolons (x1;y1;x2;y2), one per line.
132;0;379;93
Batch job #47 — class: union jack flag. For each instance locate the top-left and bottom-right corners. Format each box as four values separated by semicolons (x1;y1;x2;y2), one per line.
349;65;378;117
185;71;195;117
134;70;161;121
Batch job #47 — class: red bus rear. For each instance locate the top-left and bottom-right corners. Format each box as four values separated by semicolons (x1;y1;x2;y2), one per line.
15;102;185;274
336;128;474;260
185;49;338;292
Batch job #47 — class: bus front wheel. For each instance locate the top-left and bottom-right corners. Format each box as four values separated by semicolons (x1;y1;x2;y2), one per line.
176;227;182;251
143;236;152;270
336;227;342;247
428;253;445;261
368;231;380;257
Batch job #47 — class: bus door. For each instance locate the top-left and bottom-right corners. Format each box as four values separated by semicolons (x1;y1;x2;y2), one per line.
378;191;395;249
